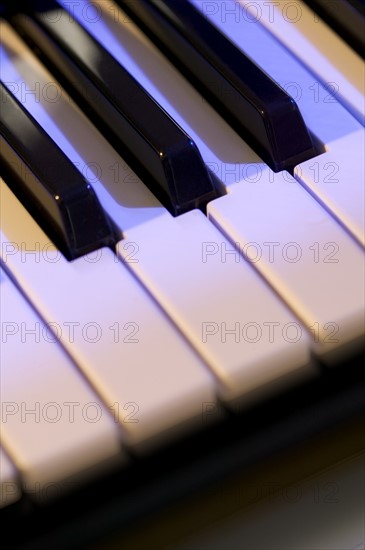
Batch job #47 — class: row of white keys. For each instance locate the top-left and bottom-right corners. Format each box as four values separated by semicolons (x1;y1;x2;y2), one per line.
50;1;364;363
0;179;216;450
0;172;313;416
0;448;21;508
208;168;365;364
0;29;314;407
64;0;364;246
239;0;364;125
0;266;122;496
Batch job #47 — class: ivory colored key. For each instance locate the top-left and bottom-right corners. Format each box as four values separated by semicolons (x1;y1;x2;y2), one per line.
117;209;314;406
0;179;216;450
295;129;365;247
0;448;21;508
207;168;365;363
0;266;122;495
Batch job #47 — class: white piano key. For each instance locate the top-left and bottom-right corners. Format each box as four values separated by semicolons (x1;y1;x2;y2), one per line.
239;0;365;125
117;209;314;406
0;180;216;450
0;267;122;495
0;448;21;508
207;168;365;363
295;129;365;247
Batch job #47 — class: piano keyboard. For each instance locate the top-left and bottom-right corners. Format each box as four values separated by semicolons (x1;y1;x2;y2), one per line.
0;0;364;547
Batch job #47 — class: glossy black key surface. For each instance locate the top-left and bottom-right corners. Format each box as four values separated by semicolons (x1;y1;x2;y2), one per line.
116;0;317;172
7;0;217;216
304;0;365;58
0;82;117;260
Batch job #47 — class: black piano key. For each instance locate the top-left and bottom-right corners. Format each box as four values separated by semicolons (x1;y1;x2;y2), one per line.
7;0;217;216
304;0;365;58
115;0;317;173
0;82;117;260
